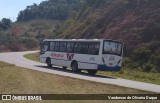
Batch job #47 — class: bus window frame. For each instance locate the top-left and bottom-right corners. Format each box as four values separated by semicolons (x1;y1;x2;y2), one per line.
73;42;100;55
103;40;123;56
42;41;101;55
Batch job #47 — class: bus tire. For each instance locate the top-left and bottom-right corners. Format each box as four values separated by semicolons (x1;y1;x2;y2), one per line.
87;70;97;75
46;58;52;67
71;61;80;72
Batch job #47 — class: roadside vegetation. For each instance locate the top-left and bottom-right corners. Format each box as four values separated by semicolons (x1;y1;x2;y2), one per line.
24;52;160;85
24;52;40;62
0;19;61;52
0;61;155;103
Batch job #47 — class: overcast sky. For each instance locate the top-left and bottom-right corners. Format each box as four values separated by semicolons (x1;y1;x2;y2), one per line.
0;0;45;21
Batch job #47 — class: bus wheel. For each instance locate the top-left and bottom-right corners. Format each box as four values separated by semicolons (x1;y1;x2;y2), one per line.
87;70;97;75
46;58;52;67
71;61;80;72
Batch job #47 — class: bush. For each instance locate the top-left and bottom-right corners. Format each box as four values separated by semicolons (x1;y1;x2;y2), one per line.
143;63;157;73
132;46;151;66
19;37;38;49
123;46;159;73
122;57;131;69
150;54;160;72
0;18;12;30
122;57;140;70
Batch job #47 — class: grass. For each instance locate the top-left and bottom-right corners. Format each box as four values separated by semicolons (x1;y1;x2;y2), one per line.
98;69;160;85
23;52;40;62
0;61;157;103
24;52;160;85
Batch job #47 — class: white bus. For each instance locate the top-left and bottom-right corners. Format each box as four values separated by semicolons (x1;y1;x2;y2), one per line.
40;39;124;75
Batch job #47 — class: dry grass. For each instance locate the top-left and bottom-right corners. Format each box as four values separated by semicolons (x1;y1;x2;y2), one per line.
23;52;40;62
0;61;158;103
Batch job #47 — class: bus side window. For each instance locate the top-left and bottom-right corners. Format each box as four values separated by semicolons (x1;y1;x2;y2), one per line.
81;43;89;54
50;42;55;51
88;44;94;55
93;43;100;55
87;43;100;55
74;43;82;54
54;42;60;52
59;42;67;52
66;42;74;53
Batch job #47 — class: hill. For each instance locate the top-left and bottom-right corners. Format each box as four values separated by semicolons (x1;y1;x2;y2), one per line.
0;19;61;52
0;0;160;72
0;0;82;51
56;0;160;49
54;0;160;72
17;0;81;22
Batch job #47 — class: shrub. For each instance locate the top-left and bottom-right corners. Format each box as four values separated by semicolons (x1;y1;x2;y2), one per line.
132;46;151;66
150;54;160;72
122;57;131;69
18;37;38;49
143;63;157;73
122;57;140;70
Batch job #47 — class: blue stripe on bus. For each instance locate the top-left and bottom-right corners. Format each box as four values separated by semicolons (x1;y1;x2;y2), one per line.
97;65;121;71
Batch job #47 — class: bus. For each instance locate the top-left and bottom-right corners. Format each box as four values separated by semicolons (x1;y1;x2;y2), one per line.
40;39;124;75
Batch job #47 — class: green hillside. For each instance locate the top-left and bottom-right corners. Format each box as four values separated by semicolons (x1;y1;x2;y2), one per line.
0;19;61;52
17;0;82;21
54;0;160;72
0;0;160;72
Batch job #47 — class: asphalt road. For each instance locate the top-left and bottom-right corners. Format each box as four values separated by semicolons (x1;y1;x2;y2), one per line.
0;51;160;93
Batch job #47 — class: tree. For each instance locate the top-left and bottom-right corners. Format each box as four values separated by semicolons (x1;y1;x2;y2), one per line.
16;0;82;22
2;18;12;27
0;18;12;30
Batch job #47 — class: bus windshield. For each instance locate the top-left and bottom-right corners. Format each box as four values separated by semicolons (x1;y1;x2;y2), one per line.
41;41;49;52
103;40;123;56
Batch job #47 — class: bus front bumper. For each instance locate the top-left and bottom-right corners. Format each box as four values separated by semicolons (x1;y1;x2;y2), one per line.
97;65;121;71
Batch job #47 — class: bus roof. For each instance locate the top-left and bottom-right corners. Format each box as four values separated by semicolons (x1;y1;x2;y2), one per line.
43;39;123;43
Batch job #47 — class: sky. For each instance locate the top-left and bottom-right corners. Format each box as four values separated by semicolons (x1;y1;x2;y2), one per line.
0;0;45;21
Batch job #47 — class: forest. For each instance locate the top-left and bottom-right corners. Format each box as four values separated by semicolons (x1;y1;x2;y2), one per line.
17;0;82;21
0;0;159;73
